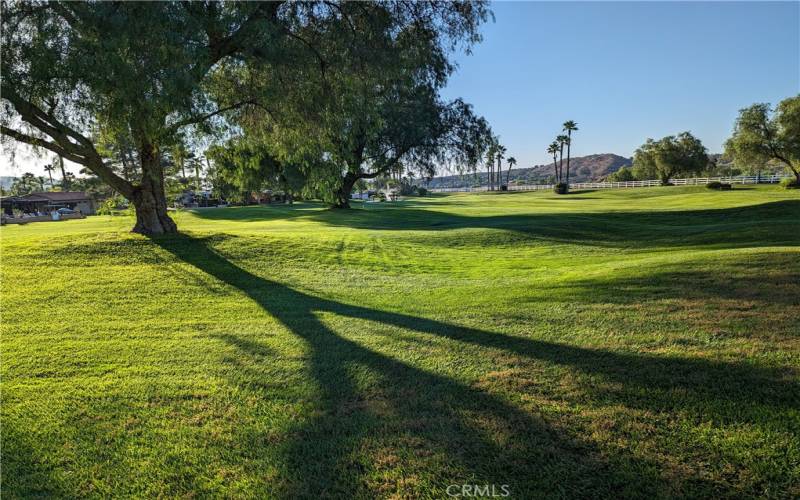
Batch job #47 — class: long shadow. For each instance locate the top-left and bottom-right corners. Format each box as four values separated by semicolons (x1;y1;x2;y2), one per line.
553;256;800;308
190;200;800;250
155;235;649;496
153;234;798;496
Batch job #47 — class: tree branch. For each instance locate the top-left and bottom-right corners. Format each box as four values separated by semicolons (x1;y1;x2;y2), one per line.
1;92;134;197
1;126;87;164
166;100;257;133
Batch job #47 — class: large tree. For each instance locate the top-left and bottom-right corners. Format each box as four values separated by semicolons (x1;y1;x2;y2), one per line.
223;1;492;207
633;132;708;185
724;96;800;182
0;2;317;234
206;138;308;203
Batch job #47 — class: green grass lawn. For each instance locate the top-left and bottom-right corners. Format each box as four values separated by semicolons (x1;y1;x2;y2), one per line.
2;186;799;498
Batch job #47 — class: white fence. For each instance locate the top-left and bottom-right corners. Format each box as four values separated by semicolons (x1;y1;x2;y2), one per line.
429;174;790;193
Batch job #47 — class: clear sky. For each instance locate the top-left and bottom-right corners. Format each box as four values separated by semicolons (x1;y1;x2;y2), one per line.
1;1;798;177
441;0;800;169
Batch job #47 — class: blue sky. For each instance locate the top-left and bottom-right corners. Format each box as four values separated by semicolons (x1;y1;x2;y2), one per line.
442;1;800;168
1;1;798;177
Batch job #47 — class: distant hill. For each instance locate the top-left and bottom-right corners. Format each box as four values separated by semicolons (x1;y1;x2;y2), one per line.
423;154;632;188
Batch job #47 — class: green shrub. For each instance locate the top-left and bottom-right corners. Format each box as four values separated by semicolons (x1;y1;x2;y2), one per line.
608;167;635;182
416;187;428;196
779;177;799;189
553;183;568;194
706;181;732;190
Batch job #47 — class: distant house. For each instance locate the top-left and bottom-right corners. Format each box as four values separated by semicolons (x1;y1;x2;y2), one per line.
1;191;96;216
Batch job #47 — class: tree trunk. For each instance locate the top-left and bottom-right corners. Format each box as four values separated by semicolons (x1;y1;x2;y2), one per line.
132;144;177;235
58;155;69;190
566;141;571;186
553;157;558;183
333;172;359;208
791;163;800;182
497;158;502;188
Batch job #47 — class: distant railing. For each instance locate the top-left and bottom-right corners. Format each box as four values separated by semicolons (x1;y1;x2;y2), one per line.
428;174;791;193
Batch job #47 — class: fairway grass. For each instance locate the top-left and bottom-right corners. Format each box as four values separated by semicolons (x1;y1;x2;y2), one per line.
2;186;799;498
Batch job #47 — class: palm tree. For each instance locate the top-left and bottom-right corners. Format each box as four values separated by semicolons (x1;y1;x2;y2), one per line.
547;142;560;183
43;163;55;188
63;172;76;188
495;144;506;189
506;156;516;186
562;120;578;186
485;144;496;190
54;155;69;190
556;134;569;184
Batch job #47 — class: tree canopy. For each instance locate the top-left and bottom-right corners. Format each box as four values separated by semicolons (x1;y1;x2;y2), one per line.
633;132;708;185
218;1;493;207
724;95;800;182
1;1;491;229
1;2;290;233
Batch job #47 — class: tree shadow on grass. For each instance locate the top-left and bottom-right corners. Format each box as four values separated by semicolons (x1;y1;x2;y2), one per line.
544;252;800;309
152;234;798;497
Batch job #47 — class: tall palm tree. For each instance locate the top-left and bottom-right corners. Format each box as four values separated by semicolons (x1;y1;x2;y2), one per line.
495;144;506;189
506;156;516;186
485;145;495;190
556;134;569;184
55;155;69;190
43;163;55;188
562;120;578;186
547;142;560;183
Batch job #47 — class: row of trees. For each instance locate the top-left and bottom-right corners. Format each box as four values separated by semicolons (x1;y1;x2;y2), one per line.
547;120;578;193
607;95;800;185
608;96;800;184
481;137;517;191
1;1;494;233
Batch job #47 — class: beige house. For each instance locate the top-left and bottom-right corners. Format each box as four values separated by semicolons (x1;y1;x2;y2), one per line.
26;191;96;215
